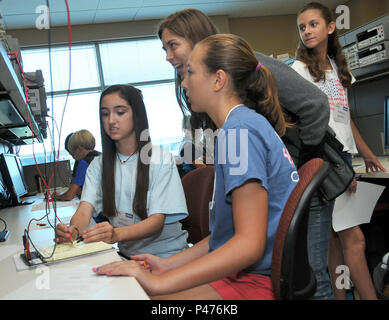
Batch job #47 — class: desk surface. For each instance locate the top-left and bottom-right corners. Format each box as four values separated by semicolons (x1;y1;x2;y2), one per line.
352;156;389;179
0;196;149;300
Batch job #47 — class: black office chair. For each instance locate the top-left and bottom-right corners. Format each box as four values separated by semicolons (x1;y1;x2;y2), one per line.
271;158;330;300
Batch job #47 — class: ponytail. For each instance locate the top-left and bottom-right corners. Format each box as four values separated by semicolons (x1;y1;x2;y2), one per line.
199;34;291;137
246;64;289;137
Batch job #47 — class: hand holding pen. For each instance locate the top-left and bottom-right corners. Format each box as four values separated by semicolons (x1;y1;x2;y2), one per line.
55;223;78;244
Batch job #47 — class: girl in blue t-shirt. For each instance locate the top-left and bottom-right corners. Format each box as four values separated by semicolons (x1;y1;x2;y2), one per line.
93;35;298;300
55;85;188;258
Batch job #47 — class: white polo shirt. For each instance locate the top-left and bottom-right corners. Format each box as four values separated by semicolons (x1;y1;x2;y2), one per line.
81;146;189;257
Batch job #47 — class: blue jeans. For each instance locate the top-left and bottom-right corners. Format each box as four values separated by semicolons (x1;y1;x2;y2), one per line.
307;151;352;300
308;192;335;300
341;152;352;166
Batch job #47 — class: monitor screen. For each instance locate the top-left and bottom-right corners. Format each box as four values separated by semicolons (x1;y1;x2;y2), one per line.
0;153;28;205
22;160;72;194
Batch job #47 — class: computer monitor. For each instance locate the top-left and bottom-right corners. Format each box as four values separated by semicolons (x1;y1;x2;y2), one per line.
22;160;72;194
385;96;389;149
0;153;28;205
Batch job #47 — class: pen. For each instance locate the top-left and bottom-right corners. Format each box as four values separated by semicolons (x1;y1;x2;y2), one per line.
68;232;74;246
143;260;150;269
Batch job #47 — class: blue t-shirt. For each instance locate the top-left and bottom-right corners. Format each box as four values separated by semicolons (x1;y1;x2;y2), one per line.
209;106;298;275
72;159;88;187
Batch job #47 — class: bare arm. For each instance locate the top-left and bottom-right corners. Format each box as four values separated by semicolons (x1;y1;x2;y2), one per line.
82;213;165;244
55;183;81;201
55;201;94;243
155;181;268;295
95;180;268;296
351;119;386;172
164;234;210;267
129;235;210;275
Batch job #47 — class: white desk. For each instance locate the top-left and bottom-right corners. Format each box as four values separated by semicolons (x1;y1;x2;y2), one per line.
352;156;389;179
0;196;149;300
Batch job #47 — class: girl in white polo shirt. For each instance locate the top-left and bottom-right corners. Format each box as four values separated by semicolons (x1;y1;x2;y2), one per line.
55;85;189;258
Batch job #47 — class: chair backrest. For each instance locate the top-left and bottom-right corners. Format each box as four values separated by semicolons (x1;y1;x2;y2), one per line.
181;166;214;244
271;158;330;300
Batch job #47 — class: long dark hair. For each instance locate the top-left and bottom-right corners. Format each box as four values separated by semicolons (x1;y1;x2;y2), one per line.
99;85;151;220
198;34;290;136
158;8;219;134
296;2;352;88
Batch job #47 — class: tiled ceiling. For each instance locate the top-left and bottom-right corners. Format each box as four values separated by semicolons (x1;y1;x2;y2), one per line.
0;0;347;30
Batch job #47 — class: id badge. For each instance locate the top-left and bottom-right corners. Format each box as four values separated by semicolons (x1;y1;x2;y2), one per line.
117;211;136;227
333;104;349;124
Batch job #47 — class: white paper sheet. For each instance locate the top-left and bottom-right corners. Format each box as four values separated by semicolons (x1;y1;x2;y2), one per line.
332;181;386;232
4;263;114;299
28;215;72;231
31;199;79;212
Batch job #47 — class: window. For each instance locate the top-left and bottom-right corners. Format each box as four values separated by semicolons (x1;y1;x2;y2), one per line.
21;45;100;92
19;37;183;164
16;92;101;165
139;83;184;154
99;39;173;85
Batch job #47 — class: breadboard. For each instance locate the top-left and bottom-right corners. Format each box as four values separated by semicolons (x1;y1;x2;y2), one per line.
40;241;113;262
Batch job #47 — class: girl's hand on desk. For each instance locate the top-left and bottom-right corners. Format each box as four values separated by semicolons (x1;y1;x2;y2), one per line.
82;222;118;244
364;155;387;173
93;260;161;295
130;254;168;275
